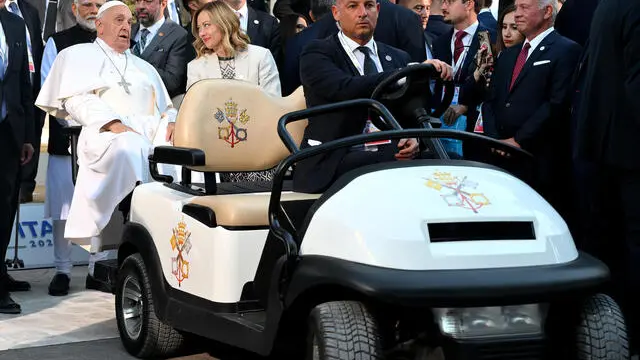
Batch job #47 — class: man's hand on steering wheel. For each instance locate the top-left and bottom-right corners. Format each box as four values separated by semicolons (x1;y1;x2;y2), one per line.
422;59;453;81
395;138;420;160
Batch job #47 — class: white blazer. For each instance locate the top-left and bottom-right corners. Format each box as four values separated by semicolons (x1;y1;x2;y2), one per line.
186;44;281;97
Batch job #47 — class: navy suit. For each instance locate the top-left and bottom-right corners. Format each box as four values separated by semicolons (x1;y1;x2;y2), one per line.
425;14;452;40
281;21;320;96
293;34;411;193
477;11;497;42
247;7;283;70
0;9;35;288
482;30;581;212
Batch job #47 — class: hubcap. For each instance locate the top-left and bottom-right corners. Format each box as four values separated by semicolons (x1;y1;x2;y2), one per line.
121;275;143;340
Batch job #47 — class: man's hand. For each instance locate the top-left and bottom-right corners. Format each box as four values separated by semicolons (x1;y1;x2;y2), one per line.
395;138;419;160
166;122;175;143
101;120;139;134
423;59;453;81
442;105;468;126
501;137;520;148
21;144;34;165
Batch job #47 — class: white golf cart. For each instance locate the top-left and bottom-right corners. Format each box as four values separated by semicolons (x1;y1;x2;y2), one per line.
105;65;627;360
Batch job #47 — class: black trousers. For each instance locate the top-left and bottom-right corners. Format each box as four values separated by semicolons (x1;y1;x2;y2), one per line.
583;164;640;345
0;121;22;280
333;142;399;182
20;110;44;195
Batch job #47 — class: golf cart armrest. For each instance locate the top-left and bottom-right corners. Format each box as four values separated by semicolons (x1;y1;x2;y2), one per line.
151;146;206;166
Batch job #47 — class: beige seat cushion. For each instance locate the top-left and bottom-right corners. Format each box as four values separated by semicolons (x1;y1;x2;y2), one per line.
189;192;321;227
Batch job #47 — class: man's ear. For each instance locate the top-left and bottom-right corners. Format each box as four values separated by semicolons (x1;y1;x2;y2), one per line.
71;3;78;16
331;4;339;21
543;4;553;19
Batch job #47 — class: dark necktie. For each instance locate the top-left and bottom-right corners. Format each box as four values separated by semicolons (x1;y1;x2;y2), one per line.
453;30;467;64
133;29;150;56
509;42;531;91
357;46;378;75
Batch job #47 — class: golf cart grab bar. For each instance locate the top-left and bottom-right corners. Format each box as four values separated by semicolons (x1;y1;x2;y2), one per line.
268;127;534;258
277;98;402;153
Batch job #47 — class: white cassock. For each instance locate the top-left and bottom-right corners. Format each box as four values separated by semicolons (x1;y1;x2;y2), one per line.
36;37;176;243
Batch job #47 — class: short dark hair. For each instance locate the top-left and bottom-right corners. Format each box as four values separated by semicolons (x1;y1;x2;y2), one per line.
311;0;335;19
481;0;492;8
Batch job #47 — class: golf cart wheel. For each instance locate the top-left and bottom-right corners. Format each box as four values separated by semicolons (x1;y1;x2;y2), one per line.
115;253;185;358
577;293;629;359
307;301;383;360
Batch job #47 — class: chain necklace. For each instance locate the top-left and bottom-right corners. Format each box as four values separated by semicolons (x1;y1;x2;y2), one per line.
95;40;131;94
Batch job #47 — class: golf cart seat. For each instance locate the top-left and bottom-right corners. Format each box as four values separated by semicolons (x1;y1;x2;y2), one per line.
167;79;319;228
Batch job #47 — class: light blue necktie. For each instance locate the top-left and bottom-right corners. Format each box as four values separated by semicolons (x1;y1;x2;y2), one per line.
0;50;6;121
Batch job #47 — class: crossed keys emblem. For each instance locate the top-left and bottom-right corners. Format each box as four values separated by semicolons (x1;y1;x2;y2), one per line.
425;171;490;213
170;219;192;286
215;99;250;148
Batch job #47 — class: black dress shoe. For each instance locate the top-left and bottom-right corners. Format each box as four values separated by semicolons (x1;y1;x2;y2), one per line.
48;273;70;296
85;274;111;293
1;274;31;292
0;291;21;314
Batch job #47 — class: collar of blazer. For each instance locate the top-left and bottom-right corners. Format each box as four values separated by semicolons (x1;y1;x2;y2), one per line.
246;7;260;40
509;29;558;93
131;19;178;57
201;47;251;81
0;9;24;59
332;34;398;76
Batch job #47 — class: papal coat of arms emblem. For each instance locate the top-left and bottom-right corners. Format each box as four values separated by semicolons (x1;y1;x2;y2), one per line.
425;171;490;213
170;219;192;286
215;99;250;148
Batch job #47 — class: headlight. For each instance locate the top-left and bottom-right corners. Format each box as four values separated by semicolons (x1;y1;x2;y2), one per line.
433;304;545;339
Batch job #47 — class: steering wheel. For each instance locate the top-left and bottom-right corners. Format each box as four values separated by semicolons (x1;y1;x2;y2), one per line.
371;63;455;129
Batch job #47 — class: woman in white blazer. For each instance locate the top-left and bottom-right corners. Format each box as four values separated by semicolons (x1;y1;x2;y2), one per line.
186;1;282;182
186;1;281;97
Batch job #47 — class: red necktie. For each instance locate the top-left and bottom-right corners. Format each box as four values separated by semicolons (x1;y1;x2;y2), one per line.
453;30;467;64
509;42;531;91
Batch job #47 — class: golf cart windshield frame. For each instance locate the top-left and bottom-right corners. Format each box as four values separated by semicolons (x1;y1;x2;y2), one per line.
269;99;532;258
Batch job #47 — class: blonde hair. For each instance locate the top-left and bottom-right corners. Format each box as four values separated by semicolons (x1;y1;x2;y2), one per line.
192;1;250;58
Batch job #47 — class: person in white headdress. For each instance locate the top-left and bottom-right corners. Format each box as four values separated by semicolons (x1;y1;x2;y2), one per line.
35;0;177;286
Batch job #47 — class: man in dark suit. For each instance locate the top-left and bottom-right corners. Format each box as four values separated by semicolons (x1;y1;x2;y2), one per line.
131;0;195;98
554;0;599;47
573;0;640;348
7;0;43;204
398;0;434;60
0;1;36;314
425;0;451;39
294;0;451;193
482;0;581;214
222;0;283;69
281;0;334;95
477;0;496;40
432;0;494;133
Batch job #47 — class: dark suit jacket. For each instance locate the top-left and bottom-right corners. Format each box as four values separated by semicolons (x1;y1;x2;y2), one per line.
432;23;495;130
554;0;601;47
482;30;581;166
478;11;497;42
424;31;434;59
574;0;640;169
17;0;43;98
293;34;411;193
425;14;452;40
131;19;195;97
248;0;268;12
281;21;321;96
247;7;282;69
0;9;35;148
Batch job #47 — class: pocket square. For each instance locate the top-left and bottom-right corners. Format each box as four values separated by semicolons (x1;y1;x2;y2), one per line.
533;60;551;66
307;139;322;146
157;48;164;52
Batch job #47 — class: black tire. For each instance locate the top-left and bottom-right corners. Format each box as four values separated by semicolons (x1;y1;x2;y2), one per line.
576;293;629;360
306;301;383;360
115;253;185;358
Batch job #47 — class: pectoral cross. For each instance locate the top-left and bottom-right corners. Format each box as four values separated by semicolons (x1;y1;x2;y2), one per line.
118;76;131;94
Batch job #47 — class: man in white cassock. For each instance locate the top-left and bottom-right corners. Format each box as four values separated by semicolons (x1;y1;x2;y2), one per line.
36;0;177;285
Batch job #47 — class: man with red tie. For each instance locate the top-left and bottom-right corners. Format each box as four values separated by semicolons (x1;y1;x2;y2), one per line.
481;0;580;216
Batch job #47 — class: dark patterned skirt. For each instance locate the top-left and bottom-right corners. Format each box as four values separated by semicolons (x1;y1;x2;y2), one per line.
219;168;276;182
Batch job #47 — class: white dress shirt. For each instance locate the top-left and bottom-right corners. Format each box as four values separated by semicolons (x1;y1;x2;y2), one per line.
235;2;249;33
338;31;383;75
523;27;555;60
450;21;479;75
0;18;7;71
135;16;166;50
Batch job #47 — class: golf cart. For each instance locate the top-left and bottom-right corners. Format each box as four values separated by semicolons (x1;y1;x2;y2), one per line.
110;65;627;360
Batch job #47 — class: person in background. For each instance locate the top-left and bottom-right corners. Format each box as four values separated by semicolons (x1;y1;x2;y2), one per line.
41;0;106;297
398;0;434;60
187;0;280;182
425;0;451;39
0;0;36;315
131;0;195;99
477;0;496;40
182;0;214;44
279;12;308;50
495;4;522;54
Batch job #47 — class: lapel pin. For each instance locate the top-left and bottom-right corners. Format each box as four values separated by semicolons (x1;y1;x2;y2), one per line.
540;46;545;51
254;19;259;24
385;55;392;61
